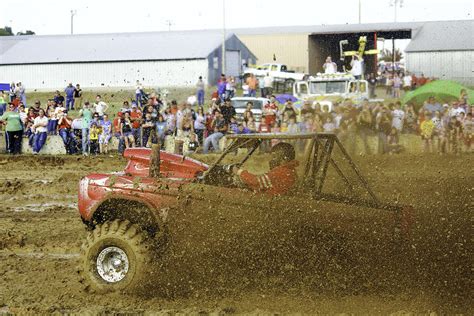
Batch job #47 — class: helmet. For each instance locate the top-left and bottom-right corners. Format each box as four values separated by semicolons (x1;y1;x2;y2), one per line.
269;142;295;169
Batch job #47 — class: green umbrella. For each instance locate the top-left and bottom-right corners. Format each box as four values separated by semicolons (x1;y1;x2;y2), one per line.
402;80;474;107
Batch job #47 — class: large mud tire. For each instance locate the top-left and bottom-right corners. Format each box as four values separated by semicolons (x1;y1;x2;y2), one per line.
78;219;155;294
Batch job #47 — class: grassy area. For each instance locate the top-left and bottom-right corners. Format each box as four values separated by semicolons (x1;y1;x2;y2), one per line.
25;87;205;118
23;86;407;119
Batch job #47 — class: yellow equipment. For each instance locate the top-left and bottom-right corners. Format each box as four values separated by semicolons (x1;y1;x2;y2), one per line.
340;36;379;59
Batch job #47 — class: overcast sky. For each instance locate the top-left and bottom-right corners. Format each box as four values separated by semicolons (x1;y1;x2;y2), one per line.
1;0;472;35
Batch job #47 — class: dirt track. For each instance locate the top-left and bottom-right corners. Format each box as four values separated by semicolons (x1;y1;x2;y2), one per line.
0;153;472;314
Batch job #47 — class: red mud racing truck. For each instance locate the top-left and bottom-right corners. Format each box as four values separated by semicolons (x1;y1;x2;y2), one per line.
78;133;413;294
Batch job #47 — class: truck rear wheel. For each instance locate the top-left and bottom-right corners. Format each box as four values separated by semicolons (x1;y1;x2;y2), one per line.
78;219;156;293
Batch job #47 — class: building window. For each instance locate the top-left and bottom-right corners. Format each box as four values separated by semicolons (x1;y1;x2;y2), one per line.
213;57;219;69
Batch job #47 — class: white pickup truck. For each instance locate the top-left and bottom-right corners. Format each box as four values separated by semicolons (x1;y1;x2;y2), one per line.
243;63;307;82
293;73;382;103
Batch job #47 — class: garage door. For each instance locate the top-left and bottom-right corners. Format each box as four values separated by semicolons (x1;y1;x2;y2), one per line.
225;50;240;77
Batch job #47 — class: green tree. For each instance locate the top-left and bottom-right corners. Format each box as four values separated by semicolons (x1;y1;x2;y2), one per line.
0;26;35;36
17;30;35;36
0;26;14;36
379;48;403;62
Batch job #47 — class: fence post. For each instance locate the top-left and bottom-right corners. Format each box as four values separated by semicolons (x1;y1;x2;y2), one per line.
149;143;160;178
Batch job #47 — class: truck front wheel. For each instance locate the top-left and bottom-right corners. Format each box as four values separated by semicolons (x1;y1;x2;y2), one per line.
78;219;156;293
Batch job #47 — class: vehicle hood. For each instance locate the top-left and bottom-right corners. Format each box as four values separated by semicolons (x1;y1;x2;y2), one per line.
123;148;208;179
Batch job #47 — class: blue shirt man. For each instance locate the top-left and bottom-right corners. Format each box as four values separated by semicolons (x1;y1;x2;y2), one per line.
64;83;76;111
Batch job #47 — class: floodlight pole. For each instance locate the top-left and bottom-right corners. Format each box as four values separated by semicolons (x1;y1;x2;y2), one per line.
358;0;361;24
70;10;77;35
222;0;226;75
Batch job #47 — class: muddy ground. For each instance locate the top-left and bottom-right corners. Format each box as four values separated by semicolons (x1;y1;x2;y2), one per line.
0;153;472;314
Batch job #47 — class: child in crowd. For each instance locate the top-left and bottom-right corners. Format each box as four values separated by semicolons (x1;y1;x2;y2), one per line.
99;114;112;154
323;117;336;132
186;133;199;154
447;115;462;154
89;122;101;155
141;112;156;147
420;112;435;153
287;116;299;134
462;112;473;152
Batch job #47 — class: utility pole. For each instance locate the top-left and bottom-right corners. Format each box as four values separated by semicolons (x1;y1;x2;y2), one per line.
165;20;173;31
222;0;226;75
390;0;403;22
70;10;77;35
358;0;362;24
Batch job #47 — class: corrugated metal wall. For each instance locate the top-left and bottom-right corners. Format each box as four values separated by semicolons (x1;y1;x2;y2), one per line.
206;34;257;85
405;51;474;85
0;59;208;90
238;34;309;73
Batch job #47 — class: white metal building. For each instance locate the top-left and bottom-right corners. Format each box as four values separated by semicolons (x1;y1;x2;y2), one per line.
405;20;473;85
0;30;256;90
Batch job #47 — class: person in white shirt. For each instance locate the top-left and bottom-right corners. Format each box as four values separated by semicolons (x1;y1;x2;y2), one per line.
448;102;466;117
322;56;337;74
94;95;108;119
391;102;405;132
350;55;363;79
135;80;143;106
403;72;412;91
263;73;273;97
32;109;49;154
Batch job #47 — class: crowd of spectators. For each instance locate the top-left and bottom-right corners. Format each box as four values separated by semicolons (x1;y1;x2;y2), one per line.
0;79;472;156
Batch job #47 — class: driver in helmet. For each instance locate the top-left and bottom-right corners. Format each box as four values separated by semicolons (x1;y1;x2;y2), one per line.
232;142;299;195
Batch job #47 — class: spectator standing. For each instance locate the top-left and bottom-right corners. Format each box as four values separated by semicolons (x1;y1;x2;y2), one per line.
135;80;143;106
263;73;273;97
196;76;205;106
350;55;363;79
99;114;112;154
392;102;405;132
422;97;443;116
94;95;108;120
417;74;427;86
462;112;473;152
9;82;16;102
17;82;26;106
447;115;462;154
130;104;142;146
74;84;82;109
194;106;206;144
246;74;257;98
79;102;93;156
0;91;7;116
225;76;236;99
323;56;337;74
0;103;23;154
420;111;435;153
368;73;377;98
403;72;412;92
357;103;373;155
217;76;227;101
64;83;75;111
404;103;418;133
376;108;392;154
89;121;101;155
392;74;402;98
32;109;49;154
141;112;157;147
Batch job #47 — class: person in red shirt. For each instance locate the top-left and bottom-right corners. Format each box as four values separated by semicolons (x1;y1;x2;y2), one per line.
130;105;142;146
263;97;278;130
232;142;298;195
